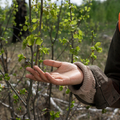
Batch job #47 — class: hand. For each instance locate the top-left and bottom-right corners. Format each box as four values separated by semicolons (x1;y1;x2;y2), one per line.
25;60;83;85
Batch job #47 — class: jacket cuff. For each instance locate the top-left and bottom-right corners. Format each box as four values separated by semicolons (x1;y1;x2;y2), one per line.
68;62;96;104
90;65;120;109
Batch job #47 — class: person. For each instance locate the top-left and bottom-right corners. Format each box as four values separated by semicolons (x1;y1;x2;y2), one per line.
25;13;120;109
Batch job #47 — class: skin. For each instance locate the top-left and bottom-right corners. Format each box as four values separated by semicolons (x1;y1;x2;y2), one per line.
26;60;83;86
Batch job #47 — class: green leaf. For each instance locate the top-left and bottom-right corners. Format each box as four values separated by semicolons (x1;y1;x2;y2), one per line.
35;38;43;45
42;108;47;112
13;73;16;76
34;53;36;56
18;54;25;62
40;48;49;54
23;25;27;31
97;48;102;53
59;86;63;91
0;75;3;81
4;74;10;81
20;88;26;95
95;42;101;46
33;24;38;31
38;59;43;63
55;112;60;118
76;46;80;51
86;105;91;109
66;88;70;94
32;18;38;23
71;100;75;108
43;9;49;15
102;109;107;114
91;46;95;50
22;39;28;49
0;85;2;92
13;94;19;103
0;49;4;55
16;118;21;120
80;59;90;65
27;35;34;46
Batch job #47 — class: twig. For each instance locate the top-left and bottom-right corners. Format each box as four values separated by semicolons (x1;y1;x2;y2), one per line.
65;92;72;120
26;0;33;119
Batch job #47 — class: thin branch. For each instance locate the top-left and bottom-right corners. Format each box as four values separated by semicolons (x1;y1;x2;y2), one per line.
53;1;63;44
26;0;33;119
66;1;73;119
65;92;72;120
35;0;43;65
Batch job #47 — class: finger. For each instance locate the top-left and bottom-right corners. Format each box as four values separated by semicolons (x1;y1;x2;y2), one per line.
26;67;35;75
26;74;49;83
26;67;46;82
33;66;49;82
43;60;62;68
25;74;38;81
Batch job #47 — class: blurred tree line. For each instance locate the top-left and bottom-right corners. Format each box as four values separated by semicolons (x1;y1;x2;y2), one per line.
0;0;120;26
89;0;120;22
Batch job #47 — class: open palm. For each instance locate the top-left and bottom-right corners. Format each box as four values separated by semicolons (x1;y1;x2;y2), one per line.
26;60;83;85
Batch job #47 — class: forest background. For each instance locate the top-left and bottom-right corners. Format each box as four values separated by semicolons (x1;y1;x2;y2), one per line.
0;0;120;120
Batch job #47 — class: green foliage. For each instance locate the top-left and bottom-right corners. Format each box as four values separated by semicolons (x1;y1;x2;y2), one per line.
32;18;38;23
86;105;91;109
102;108;107;114
90;42;102;60
66;88;70;94
4;73;10;81
20;88;26;95
0;84;3;92
16;118;21;120
59;86;63;91
89;0;120;22
13;94;19;103
50;111;60;120
0;75;3;81
0;49;4;55
66;100;75;111
17;106;22;111
18;54;25;62
80;59;90;65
